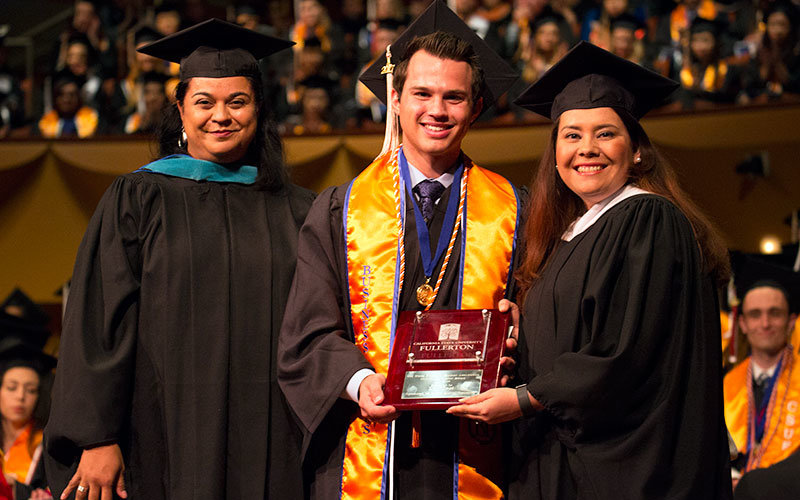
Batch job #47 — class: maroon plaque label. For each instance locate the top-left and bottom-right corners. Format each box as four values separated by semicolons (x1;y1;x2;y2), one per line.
383;309;510;410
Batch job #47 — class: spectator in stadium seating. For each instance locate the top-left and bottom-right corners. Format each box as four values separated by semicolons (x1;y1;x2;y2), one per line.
355;19;401;125
37;74;100;138
57;35;103;108
582;0;644;49
154;2;182;37
56;0;115;79
673;17;742;108
519;7;569;84
610;13;646;64
286;75;336;134
121;71;168;135
742;1;800;103
0;25;25;139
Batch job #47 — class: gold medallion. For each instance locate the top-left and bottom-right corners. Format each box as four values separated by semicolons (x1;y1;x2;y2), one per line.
416;283;434;307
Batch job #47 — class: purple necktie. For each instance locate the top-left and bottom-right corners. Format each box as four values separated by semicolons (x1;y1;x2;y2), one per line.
413;179;445;223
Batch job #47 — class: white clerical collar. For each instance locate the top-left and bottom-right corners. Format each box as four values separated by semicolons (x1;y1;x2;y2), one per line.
407;161;455;190
562;184;651;242
752;361;778;381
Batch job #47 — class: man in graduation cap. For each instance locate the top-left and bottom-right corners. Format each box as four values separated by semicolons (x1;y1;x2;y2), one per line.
724;254;800;490
277;2;520;498
44;19;312;500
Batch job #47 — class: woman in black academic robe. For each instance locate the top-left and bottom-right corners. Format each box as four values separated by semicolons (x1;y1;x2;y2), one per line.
448;42;733;499
43;20;312;500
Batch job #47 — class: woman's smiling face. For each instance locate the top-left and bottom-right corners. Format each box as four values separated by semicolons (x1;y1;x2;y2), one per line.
178;76;258;164
555;107;638;208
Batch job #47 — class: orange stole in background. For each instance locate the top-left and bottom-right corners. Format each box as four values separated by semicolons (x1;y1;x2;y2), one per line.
37;107;98;138
342;148;518;499
725;352;800;470
2;424;41;484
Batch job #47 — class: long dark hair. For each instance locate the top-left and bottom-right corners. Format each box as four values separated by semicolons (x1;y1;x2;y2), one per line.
156;75;288;191
516;109;730;294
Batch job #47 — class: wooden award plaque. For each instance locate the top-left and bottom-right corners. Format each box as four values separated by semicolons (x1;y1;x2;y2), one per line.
383;308;510;410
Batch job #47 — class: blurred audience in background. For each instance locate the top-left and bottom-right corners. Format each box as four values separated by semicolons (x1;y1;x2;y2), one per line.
0;0;798;139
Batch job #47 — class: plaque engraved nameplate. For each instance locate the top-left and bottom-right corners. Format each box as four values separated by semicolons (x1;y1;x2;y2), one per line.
384;309;510;410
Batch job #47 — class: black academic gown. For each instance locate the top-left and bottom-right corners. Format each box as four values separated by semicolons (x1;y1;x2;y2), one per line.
44;171;314;500
511;195;732;500
278;183;511;499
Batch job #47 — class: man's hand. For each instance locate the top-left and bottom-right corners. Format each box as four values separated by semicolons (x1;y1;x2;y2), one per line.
358;373;400;424
61;443;127;500
497;299;519;387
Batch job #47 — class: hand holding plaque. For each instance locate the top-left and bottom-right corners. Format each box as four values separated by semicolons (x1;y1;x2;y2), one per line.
383;308;510;410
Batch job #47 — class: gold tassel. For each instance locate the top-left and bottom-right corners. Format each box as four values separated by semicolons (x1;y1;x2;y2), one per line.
379;44;401;157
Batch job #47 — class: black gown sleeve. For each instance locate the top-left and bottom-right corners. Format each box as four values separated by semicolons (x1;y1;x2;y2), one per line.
44;175;151;490
277;186;373;456
527;197;715;440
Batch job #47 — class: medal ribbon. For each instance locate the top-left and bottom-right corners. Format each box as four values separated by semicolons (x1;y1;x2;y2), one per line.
342;148;518;500
398;148;464;281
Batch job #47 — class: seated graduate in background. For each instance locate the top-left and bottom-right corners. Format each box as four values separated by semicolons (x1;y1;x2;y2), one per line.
723;254;800;495
0;290;55;500
36;73;100;139
44;19;313;500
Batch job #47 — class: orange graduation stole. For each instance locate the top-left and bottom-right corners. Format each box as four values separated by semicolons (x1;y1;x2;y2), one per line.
1;424;42;484
680;62;728;92
724;348;800;471
38;107;99;138
341;147;518;499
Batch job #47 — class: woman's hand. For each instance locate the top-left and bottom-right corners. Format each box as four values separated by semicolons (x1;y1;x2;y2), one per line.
446;388;522;425
497;299;519;387
61;443;127;500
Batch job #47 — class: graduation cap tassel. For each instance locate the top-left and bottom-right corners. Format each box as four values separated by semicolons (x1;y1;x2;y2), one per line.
379;45;400;157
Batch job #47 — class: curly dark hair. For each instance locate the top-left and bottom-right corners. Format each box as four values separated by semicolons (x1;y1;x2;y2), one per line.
156;75;288;191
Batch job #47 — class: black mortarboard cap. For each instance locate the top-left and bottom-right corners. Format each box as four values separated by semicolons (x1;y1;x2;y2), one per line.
689;16;725;36
0;339;57;375
52;69;86;91
375;18;406;32
610;13;646;32
141;70;170;85
0;289;50;350
514;41;679;120
236;4;260;17
135;26;162;46
766;1;800;25
533;6;565;30
731;252;800;314
359;0;518;115
155;1;180;15
137;18;294;80
299;75;337;92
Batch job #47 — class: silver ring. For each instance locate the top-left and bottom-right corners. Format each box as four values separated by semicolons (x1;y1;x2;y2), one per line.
77;485;87;493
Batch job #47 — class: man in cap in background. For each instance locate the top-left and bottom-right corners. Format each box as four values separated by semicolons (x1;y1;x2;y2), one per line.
725;254;800;493
278;2;520;498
